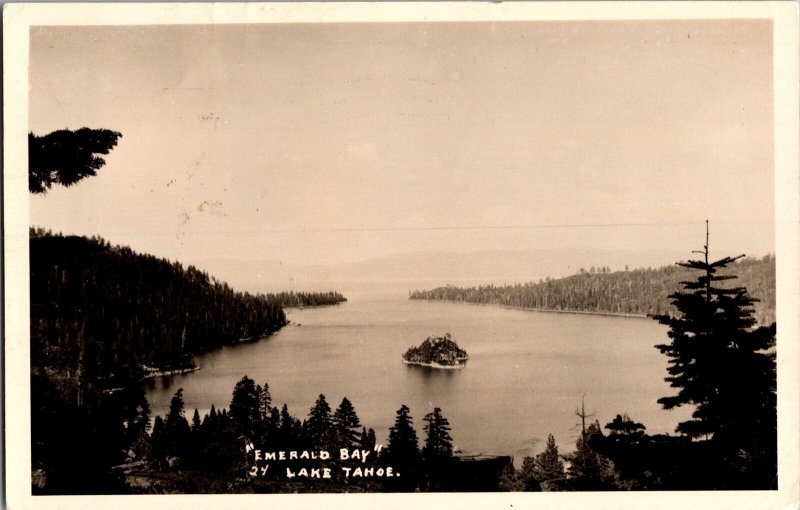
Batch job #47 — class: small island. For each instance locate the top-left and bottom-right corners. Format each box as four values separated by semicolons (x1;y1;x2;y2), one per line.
402;333;469;369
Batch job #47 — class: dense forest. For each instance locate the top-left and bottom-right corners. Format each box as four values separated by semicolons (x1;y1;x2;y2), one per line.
409;255;775;325
268;290;347;308
113;376;520;493
29;228;357;494
30;228;289;398
31;229;350;394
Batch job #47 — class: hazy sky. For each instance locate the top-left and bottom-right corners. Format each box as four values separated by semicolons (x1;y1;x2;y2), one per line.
29;20;774;268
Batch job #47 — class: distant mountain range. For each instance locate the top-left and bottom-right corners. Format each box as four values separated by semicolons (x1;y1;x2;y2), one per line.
194;247;704;293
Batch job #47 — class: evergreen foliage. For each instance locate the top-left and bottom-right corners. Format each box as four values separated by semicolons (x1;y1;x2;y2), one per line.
565;420;617;490
333;397;362;449
28;128;122;193
258;382;273;421
422;407;454;461
229;376;261;435
359;427;377;451
409;255;775;325
651;225;776;485
29;230;287;401
605;414;645;436
164;388;191;459
533;434;565;484
267;291;347;307
385;404;421;487
191;408;202;431
402;333;468;366
306;394;335;450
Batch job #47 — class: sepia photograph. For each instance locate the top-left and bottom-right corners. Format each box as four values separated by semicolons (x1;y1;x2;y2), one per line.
4;2;799;509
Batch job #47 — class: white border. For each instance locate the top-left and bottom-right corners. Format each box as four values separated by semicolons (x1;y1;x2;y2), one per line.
4;3;799;510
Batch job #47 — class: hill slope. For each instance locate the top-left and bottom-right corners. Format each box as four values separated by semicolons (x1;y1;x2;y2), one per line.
409;256;775;325
30;229;287;400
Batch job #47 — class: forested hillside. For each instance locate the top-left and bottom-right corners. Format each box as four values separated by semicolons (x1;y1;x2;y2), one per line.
269;290;347;307
30;229;288;400
409;255;775;325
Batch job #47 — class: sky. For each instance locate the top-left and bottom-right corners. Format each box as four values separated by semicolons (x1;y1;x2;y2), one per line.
28;20;774;269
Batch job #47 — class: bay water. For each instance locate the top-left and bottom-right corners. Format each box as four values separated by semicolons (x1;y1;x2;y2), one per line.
144;281;691;461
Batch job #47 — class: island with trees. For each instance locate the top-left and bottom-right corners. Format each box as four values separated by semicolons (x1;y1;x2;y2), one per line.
26;126;777;493
402;333;469;369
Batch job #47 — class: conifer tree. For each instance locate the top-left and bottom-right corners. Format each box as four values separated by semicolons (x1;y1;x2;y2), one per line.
28;128;122;193
229;376;260;434
258;382;273;421
652;222;776;485
279;404;294;434
268;407;281;434
385;404;420;474
333;397;362;448
191;408;202;432
519;456;541;491
359;427;377;452
566;420;616;490
164;388;191;459
422;407;454;461
306;394;335;449
533;434;565;483
604;414;646;436
151;416;166;462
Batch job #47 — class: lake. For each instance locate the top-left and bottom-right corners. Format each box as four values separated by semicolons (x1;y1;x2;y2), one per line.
144;282;692;462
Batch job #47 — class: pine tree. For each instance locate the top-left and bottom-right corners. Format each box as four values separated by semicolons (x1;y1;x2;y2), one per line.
191;408;202;431
306;394;335;449
359;427;376;451
533;434;565;483
166;388;187;429
604;414;645;436
652;222;777;485
229;376;260;434
279;404;294;434
164;388;191;460
28;128;122;193
258;382;273;421
566;420;616;490
422;407;454;461
268;407;281;434
151;416;166;462
381;404;419;484
333;397;362;448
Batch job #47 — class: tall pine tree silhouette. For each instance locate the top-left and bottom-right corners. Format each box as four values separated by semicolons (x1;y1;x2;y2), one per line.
422;407;454;461
333;397;362;449
652;221;776;486
306;394;335;449
385;404;420;490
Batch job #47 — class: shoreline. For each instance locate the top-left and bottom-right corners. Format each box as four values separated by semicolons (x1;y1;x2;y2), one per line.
140;365;200;380
410;298;649;319
284;302;346;310
402;359;467;370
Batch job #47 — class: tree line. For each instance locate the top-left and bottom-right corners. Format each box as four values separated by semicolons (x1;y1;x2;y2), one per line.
409;255;775;325
268;290;347;308
119;376;459;492
30;229;289;400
